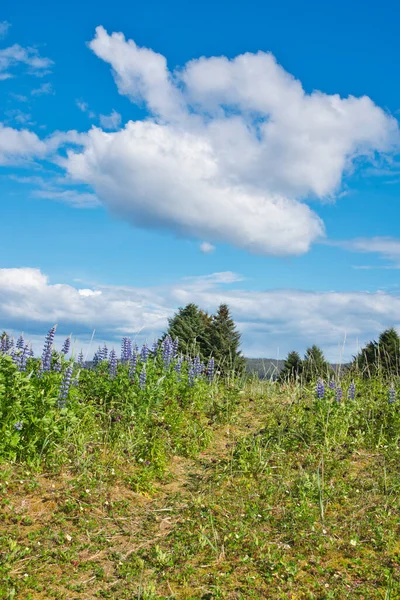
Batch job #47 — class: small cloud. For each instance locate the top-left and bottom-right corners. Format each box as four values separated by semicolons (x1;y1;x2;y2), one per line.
10;93;28;102
0;21;11;39
76;99;96;119
200;241;216;254
31;82;54;96
99;109;121;130
0;44;53;79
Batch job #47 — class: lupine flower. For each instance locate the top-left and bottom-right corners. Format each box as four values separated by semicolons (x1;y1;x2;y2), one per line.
316;378;325;399
188;361;195;387
121;337;132;362
101;344;108;361
16;334;25;350
139;364;147;390
53;357;62;372
29;346;34;357
14;421;23;431
129;350;138;379
172;337;179;357
77;351;84;367
336;386;343;403
59;363;73;407
19;345;30;372
348;381;356;400
389;385;396;404
92;350;101;367
41;325;56;372
108;349;117;378
61;336;71;355
151;341;158;356
328;380;336;390
206;357;215;382
174;355;183;379
140;343;149;363
162;336;173;368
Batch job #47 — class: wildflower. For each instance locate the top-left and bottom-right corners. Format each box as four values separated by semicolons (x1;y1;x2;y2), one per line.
16;334;25;350
41;325;56;372
14;421;23;431
140;343;149;363
316;378;325;399
19;345;30;372
121;337;132;362
76;351;84;367
389;385;396;404
59;363;73;406
328;380;336;390
108;349;117;378
336;386;343;403
207;357;215;382
162;336;173;368
348;381;356;400
151;341;158;356
188;361;195;387
61;336;71;355
102;344;108;361
53;357;62;372
174;355;183;378
172;337;179;357
139;364;147;390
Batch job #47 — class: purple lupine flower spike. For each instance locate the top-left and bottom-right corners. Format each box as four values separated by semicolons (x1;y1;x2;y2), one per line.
188;360;195;387
348;381;355;400
316;378;325;399
389;385;396;404
336;386;343;403
53;357;62;372
19;345;30;372
58;363;73;408
139;364;147;390
129;349;138;378
328;380;336;390
61;336;71;355
121;337;132;362
108;349;117;378
207;357;215;382
77;351;84;367
172;337;179;357
42;325;57;372
103;344;108;361
16;334;25;350
140;343;149;363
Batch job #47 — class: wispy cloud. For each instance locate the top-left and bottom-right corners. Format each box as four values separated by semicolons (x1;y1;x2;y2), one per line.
339;237;400;267
76;99;95;119
0;44;53;79
0;21;10;39
31;82;54;96
200;242;215;254
99;109;121;130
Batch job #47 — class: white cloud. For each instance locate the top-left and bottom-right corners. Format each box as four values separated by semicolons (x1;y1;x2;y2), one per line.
0;21;10;39
99;109;121;130
337;237;400;267
2;267;400;361
76;99;96;119
31;82;54;96
0;44;53;79
200;242;215;254
0;123;46;164
60;26;398;256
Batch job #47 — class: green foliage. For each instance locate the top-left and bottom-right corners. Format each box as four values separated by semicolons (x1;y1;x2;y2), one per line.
354;327;400;378
302;344;331;382
208;304;245;376
278;350;303;382
165;303;211;360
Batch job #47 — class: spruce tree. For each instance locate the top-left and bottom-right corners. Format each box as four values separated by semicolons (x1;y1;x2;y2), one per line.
278;351;303;383
303;345;330;382
354;328;400;377
208;304;245;375
165;303;211;360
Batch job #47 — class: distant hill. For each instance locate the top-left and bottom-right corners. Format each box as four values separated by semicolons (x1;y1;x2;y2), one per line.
245;358;349;380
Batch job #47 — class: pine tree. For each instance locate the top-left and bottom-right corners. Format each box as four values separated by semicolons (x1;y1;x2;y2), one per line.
208;304;245;375
354;328;400;377
302;345;331;382
278;351;303;383
165;303;211;360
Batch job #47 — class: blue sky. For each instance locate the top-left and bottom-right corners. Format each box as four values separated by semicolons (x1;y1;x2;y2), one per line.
2;0;400;361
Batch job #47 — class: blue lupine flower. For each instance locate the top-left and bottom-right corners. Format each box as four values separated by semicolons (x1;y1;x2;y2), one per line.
29;346;34;357
151;341;158;356
53;357;62;372
174;355;183;379
41;325;56;372
389;385;396;404
139;364;147;390
102;344;108;361
0;336;6;353
77;351;84;367
16;334;25;350
140;343;149;363
328;380;336;390
108;349;117;378
121;337;132;362
348;381;356;400
188;361;195;387
162;336;173;368
19;345;30;372
129;350;138;378
14;421;23;431
336;386;343;403
316;378;325;399
61;337;71;355
193;356;204;377
207;357;215;382
59;363;73;406
172;337;179;357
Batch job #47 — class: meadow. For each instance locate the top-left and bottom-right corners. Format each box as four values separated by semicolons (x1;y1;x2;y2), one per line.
1;328;400;599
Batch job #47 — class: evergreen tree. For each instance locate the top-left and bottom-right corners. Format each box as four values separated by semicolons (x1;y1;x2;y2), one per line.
278;351;303;383
208;304;245;375
165;303;211;360
354;328;400;377
303;345;331;382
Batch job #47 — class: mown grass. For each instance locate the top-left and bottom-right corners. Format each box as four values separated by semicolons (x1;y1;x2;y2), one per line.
1;376;400;599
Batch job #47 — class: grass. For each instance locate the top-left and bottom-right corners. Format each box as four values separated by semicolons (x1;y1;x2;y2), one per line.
1;374;400;599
